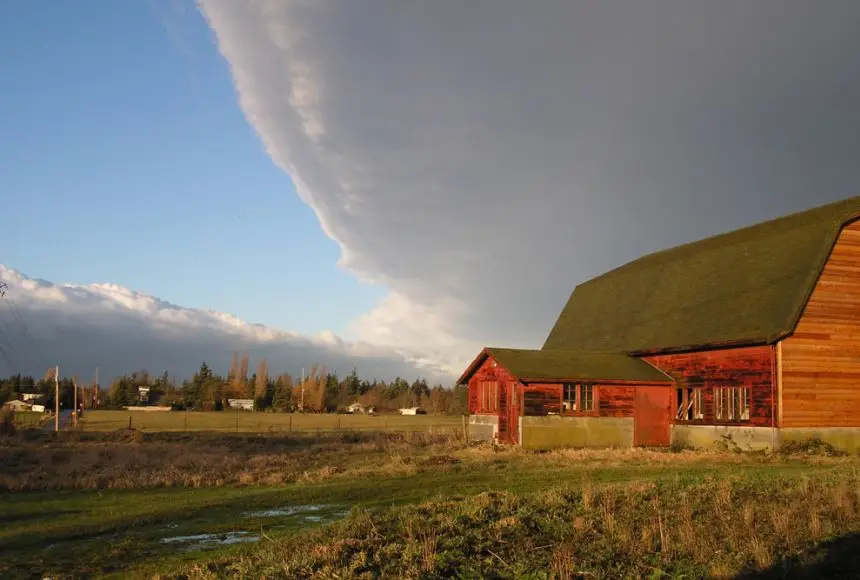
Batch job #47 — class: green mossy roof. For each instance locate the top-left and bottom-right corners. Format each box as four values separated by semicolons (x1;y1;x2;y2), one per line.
542;195;860;354
484;348;672;383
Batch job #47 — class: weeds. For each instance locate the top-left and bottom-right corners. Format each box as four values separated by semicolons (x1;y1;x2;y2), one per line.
161;471;860;579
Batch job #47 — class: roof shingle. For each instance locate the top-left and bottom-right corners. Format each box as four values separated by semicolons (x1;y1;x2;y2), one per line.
542;195;860;354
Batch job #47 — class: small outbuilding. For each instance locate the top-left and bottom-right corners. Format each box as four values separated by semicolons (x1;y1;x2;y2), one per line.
227;398;254;411
3;400;32;412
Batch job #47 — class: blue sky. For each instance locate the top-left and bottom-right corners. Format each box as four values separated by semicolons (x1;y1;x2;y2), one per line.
0;0;385;336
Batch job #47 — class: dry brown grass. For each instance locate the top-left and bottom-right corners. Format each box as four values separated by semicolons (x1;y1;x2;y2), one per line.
0;430;463;491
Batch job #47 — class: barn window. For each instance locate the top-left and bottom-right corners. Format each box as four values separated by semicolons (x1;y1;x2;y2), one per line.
714;386;750;421
562;383;594;413
562;384;577;411
477;381;499;413
675;387;704;421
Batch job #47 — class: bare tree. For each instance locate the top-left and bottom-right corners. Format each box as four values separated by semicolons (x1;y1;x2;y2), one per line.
254;358;268;400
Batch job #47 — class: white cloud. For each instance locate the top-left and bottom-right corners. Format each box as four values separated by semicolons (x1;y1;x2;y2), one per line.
0;265;450;383
198;0;860;374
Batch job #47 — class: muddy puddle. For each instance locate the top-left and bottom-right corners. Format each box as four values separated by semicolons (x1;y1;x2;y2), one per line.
160;531;260;551
158;504;350;552
242;503;348;520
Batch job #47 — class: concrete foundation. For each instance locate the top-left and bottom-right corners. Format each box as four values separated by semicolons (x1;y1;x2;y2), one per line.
520;416;633;450
779;428;860;453
468;414;498;443
671;425;777;451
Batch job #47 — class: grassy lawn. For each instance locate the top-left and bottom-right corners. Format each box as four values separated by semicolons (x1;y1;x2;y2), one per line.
79;409;463;433
2;431;858;579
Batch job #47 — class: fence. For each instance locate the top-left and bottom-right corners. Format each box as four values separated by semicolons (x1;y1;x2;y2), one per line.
75;409;468;436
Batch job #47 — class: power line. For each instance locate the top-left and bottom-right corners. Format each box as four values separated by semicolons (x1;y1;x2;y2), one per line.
0;282;51;373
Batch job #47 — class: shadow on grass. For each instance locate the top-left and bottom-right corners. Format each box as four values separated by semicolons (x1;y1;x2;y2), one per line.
738;533;860;579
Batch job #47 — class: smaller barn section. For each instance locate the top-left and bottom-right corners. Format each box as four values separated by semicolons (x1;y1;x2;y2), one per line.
458;348;673;449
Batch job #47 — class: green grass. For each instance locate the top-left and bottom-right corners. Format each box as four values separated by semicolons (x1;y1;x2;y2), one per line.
79;409;463;433
172;471;860;579
2;439;856;578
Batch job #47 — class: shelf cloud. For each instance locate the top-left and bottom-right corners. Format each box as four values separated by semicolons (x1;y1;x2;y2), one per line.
197;0;860;374
0;265;449;383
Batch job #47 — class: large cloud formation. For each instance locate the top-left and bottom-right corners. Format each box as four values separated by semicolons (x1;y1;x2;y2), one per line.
199;1;860;374
0;265;450;383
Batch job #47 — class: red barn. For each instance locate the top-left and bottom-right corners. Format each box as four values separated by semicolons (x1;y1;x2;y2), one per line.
458;196;860;452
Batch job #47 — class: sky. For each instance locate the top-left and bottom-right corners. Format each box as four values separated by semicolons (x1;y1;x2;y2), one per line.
3;1;860;382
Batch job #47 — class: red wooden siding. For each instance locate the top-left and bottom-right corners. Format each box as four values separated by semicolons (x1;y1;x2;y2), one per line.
523;384;562;416
643;345;775;427
521;383;638;418
599;386;636;417
781;219;860;428
467;356;518;415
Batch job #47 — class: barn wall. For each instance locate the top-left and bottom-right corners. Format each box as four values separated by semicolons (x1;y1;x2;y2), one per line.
520;384;636;417
672;425;776;451
517;383;639;449
468;415;498;443
644;345;775;428
520;416;633;449
522;384;562;415
467;356;517;415
781;219;860;431
779;428;860;453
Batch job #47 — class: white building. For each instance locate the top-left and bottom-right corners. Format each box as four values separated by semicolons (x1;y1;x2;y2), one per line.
227;398;254;411
4;400;32;412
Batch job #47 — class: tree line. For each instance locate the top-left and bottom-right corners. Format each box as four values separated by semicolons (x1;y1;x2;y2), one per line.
0;351;467;415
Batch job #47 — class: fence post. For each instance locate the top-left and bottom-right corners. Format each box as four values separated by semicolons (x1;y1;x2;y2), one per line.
289;415;292;433
462;414;468;442
128;415;132;430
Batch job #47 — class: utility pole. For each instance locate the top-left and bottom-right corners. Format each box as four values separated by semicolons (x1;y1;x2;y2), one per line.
54;365;59;433
94;366;99;408
72;376;78;427
300;367;305;412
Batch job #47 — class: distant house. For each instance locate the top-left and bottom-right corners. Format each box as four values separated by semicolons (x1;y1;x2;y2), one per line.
139;387;150;403
31;404;46;413
4;400;32;412
227;398;254;411
345;402;365;414
399;407;427;416
459;195;860;453
21;393;41;402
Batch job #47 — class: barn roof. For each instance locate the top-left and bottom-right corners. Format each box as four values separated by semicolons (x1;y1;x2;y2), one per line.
542;195;860;355
457;347;672;385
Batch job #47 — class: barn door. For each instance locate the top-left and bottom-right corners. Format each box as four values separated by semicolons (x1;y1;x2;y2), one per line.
633;387;672;446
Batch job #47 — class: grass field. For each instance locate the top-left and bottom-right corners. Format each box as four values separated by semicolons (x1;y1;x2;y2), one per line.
79;409;464;433
2;430;859;578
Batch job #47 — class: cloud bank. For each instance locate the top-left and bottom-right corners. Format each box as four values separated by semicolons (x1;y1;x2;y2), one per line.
0;265;450;383
199;0;860;373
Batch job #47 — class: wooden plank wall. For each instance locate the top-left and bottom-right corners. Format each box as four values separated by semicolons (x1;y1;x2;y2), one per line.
521;383;636;417
643;346;774;427
523;385;561;415
598;386;636;417
781;219;860;428
467;355;518;414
